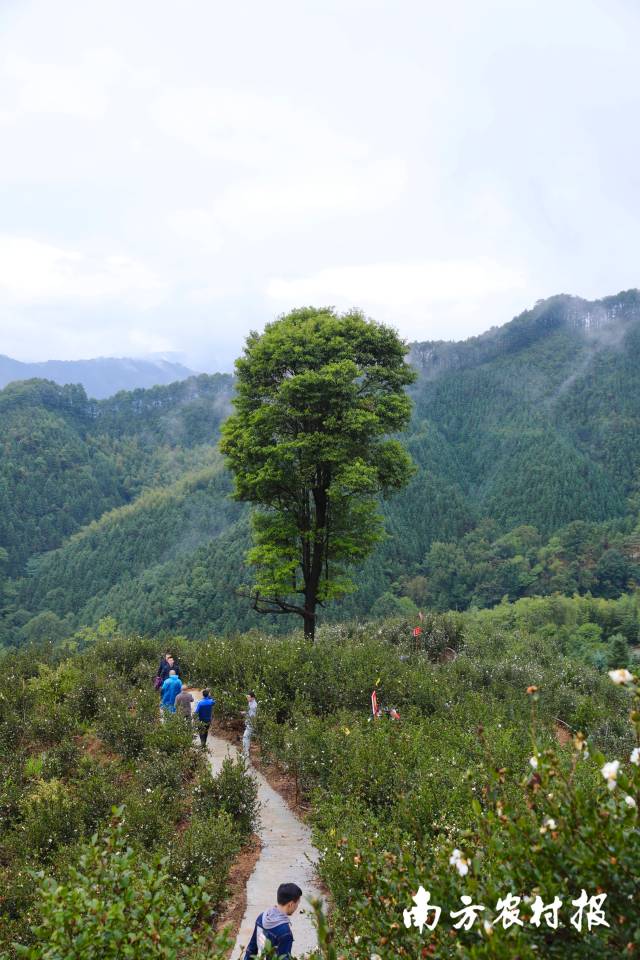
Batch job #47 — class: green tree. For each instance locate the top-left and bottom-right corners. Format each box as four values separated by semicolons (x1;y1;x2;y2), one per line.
220;307;416;639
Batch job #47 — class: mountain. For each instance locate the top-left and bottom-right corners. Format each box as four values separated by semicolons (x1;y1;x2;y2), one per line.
2;289;640;643
0;353;196;398
0;374;234;577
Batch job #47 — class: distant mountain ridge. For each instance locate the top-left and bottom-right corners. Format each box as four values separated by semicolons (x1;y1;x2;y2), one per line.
0;353;197;398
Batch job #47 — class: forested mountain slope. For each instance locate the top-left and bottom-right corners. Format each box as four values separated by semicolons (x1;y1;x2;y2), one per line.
2;290;640;643
0;374;233;576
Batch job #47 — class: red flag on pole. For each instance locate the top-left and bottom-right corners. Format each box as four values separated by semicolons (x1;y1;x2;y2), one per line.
371;689;378;717
412;626;422;638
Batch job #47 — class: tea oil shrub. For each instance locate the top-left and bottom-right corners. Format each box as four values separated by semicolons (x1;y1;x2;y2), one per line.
169;811;241;906
193;755;259;838
13;815;232;960
19;778;82;856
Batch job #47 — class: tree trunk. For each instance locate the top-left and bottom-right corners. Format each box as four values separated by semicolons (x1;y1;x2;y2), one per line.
303;604;316;642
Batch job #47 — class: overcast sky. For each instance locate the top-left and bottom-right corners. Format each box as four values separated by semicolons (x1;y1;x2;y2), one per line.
1;0;639;371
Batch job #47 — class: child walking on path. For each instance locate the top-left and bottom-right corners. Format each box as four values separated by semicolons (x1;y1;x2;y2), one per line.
243;883;302;959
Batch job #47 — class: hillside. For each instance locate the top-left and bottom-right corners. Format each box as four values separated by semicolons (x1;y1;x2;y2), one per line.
0;374;233;577
0;353;196;398
2;608;638;957
2;290;640;642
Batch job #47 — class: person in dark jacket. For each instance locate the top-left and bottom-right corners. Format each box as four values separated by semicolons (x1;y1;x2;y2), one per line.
194;689;216;747
158;653;180;683
244;883;302;959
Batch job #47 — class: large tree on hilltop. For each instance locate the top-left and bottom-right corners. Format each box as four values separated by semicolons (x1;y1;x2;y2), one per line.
220;306;416;640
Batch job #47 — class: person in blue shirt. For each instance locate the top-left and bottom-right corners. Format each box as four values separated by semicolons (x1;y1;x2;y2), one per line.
160;669;182;712
244;883;302;959
194;689;216;747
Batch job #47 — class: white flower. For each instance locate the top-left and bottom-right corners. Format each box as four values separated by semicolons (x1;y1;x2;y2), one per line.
631;748;640;766
544;817;557;830
483;919;493;936
608;668;634;685
601;760;620;790
624;795;636;808
449;848;469;877
529;756;538;769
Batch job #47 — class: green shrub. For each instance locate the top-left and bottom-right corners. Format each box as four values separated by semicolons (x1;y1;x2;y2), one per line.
169;811;241;906
19;779;82;857
119;787;181;848
13;812;232;960
313;678;640;959
193;755;258;838
94;684;154;760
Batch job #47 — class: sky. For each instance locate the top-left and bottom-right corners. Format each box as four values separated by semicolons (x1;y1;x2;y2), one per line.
1;0;639;372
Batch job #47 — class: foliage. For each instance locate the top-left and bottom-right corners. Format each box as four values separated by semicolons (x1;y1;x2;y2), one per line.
13;812;232;960
193;755;259;838
220;306;416;637
4;293;640;641
312;677;640;958
0;634;258;957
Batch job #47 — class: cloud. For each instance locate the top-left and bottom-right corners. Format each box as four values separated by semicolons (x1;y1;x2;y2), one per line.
2;49;124;118
266;258;526;322
216;157;407;231
152;87;406;232
167;209;223;256
151;87;365;166
0;236;166;307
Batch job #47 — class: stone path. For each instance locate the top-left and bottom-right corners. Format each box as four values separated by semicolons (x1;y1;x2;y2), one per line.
202;727;324;958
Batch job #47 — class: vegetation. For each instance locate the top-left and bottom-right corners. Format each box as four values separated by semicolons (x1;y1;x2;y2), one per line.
2;292;640;645
0;629;257;958
178;603;638;958
14;815;232;960
220;307;416;639
2;595;638;956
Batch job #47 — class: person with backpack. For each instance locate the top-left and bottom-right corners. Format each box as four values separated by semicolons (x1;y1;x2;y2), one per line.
194;689;216;747
243;883;302;958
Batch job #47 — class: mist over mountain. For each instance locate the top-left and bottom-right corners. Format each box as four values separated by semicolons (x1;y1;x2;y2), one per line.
0;353;197;398
1;290;640;644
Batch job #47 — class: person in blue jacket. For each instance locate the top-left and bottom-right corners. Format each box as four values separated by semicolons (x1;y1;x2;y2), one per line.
160;670;182;712
194;689;216;747
244;883;302;959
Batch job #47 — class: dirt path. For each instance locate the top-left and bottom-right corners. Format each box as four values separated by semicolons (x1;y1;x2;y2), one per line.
187;693;323;958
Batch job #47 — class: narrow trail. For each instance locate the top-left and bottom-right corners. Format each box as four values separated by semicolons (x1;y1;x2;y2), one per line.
187;692;324;958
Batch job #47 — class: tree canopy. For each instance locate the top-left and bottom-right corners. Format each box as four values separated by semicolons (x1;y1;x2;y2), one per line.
220;307;416;638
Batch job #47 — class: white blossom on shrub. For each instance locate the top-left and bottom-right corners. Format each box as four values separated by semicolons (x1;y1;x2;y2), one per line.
449;848;469;877
601;760;620;790
608;668;634;685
